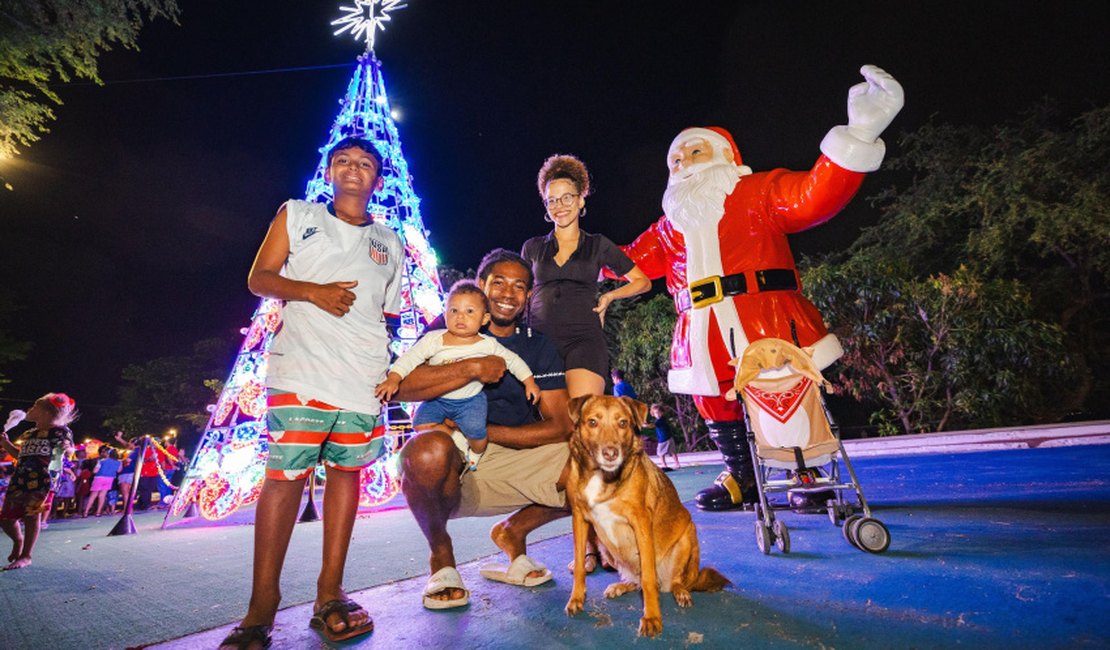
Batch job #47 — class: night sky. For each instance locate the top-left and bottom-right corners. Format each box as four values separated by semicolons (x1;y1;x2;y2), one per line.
1;1;1107;435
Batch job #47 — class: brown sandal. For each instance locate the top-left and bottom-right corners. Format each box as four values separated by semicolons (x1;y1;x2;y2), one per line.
309;597;374;642
218;624;272;650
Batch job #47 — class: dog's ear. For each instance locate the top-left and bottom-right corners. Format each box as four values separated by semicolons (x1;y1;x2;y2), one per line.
567;395;591;425
620;397;649;430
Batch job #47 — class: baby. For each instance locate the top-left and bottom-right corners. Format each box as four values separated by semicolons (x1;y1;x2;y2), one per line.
375;281;540;471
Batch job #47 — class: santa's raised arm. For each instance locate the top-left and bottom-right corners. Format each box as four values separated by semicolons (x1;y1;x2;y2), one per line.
620;65;903;512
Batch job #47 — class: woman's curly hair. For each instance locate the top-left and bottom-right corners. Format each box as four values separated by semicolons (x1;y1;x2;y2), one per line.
536;154;590;199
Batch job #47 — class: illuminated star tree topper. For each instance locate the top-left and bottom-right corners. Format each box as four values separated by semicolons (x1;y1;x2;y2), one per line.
332;0;407;53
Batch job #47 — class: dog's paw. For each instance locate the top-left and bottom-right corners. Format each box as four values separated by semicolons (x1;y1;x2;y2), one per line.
673;588;692;608
565;594;585;616
638;615;663;638
604;581;638;599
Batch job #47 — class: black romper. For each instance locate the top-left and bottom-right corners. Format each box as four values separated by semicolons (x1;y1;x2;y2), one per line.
521;230;636;378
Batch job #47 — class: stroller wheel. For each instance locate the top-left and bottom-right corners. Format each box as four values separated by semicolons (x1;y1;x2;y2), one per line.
854;517;891;553
843;515;863;549
772;519;791;553
755;521;772;555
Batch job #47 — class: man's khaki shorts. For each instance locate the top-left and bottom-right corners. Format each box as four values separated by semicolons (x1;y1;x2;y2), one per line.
452;441;569;518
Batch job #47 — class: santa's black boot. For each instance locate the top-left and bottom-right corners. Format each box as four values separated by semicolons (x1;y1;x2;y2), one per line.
695;420;757;511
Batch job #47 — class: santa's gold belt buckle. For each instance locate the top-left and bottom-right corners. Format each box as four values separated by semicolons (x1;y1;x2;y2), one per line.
689;276;723;308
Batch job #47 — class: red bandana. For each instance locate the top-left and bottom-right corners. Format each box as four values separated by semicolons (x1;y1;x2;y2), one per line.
743;378;812;424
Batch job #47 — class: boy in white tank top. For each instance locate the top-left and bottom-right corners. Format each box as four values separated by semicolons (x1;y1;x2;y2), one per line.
222;137;399;648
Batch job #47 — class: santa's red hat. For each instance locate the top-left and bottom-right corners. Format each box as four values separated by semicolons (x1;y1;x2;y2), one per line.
669;126;743;167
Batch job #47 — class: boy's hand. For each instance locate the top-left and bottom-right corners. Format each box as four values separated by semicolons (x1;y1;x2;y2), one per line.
309;280;358;316
523;377;541;405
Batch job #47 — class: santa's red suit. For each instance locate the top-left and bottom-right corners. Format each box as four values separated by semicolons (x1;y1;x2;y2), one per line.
619;66;903;510
622;151;862;422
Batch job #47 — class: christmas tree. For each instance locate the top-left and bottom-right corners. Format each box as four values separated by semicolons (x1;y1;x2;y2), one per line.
166;1;441;522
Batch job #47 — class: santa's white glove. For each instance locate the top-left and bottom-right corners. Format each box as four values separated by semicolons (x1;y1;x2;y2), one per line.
4;409;26;432
846;65;904;143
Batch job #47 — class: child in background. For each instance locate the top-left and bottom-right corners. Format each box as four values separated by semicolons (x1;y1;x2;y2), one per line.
375;281;540;471
114;432;139;509
74;456;95;516
51;454;77;518
85;447;122;517
0;394;77;570
651;403;682;471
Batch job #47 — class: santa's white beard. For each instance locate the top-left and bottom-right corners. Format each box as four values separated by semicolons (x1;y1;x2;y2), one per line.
662;162;742;234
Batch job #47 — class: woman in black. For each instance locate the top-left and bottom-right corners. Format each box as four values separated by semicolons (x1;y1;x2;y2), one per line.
521;154;650;398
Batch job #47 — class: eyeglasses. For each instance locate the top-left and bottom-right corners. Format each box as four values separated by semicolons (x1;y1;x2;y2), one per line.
544;193;580;209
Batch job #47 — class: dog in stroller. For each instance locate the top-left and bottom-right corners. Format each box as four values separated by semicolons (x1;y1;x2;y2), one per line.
727;338;890;554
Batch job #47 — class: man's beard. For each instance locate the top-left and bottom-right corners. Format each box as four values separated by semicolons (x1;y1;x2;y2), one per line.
662;162;741;234
489;313;518;327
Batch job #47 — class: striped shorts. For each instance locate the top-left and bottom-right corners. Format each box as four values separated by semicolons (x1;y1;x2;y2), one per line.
264;389;386;481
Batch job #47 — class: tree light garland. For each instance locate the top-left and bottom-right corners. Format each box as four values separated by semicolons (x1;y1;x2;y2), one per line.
148;438;179;489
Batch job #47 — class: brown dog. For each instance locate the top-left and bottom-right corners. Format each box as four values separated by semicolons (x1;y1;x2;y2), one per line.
563;395;730;637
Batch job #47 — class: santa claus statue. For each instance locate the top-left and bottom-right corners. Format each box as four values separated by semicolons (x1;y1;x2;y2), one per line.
620;65;904;511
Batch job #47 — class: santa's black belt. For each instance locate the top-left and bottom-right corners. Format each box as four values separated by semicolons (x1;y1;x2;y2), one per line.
675;269;798;311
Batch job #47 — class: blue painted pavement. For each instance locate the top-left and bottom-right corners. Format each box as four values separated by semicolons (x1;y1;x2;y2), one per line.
157;444;1110;649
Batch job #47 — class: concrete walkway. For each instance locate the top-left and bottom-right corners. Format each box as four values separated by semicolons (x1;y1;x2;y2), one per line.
156;425;1109;650
1;423;1107;649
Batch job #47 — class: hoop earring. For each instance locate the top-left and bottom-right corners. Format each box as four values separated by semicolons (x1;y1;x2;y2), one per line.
543;212;553;223
579;206;587;219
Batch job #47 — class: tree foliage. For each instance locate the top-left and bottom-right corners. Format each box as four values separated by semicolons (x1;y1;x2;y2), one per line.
804;259;1073;435
0;0;179;156
856;103;1110;412
607;104;1107;435
0;290;32;391
103;336;230;437
613;294;711;451
599;278;643;370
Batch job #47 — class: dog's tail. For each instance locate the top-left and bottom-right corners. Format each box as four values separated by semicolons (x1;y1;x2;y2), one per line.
690;566;731;592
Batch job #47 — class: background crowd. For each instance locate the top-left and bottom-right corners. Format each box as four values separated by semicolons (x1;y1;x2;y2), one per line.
0;431;188;523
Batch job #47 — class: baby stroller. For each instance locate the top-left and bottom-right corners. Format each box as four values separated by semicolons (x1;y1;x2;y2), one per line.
733;339;890;554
